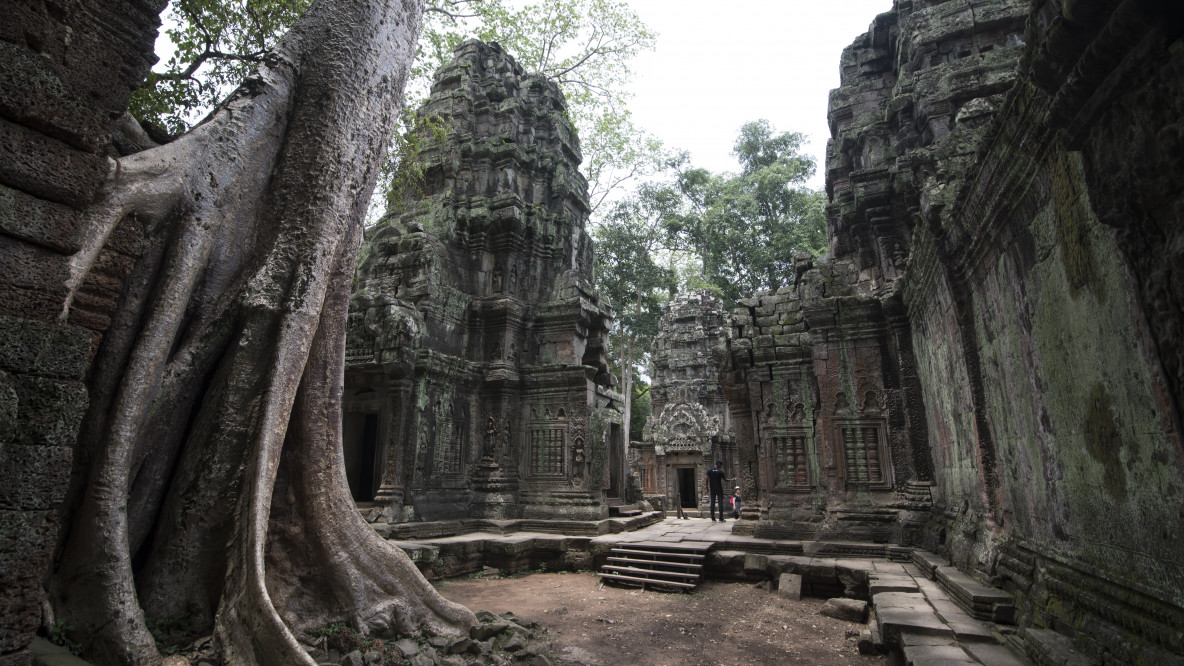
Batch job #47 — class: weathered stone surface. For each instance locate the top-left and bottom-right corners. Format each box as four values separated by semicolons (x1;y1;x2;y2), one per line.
0;510;58;653
0;315;91;380
0;444;72;510
0;0;164;659
821;598;868;623
471;620;509;639
777;573;802;600
0;184;85;254
820;2;1184;662
900;643;976;665
0;117;107;209
393;638;421;658
344;41;624;523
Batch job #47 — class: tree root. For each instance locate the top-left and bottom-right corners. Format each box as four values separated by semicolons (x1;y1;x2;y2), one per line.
50;1;444;664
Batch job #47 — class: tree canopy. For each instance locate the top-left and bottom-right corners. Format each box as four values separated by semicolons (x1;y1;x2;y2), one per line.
663;120;828;304
591;120;828;440
133;0;664;213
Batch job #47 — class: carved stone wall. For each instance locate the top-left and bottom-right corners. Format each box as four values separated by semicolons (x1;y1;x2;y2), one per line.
638;291;734;513
344;41;624;524
0;0;165;661
719;250;932;541
822;0;1184;662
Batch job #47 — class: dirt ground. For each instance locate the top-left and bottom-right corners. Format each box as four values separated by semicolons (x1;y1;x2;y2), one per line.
434;571;889;666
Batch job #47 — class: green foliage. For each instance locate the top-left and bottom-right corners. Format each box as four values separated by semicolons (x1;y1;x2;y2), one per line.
665;120;828;305
48;619;82;656
130;0;312;134
407;0;664;215
382;112;451;217
630;374;651;435
593;181;680;397
308;621;348;639
147;619;196;656
595;183;680;338
135;0;662;212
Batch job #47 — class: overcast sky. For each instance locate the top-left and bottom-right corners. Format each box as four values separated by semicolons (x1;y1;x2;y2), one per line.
620;0;894;189
152;1;894;190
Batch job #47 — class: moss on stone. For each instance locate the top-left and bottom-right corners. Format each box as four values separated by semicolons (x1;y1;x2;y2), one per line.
1082;382;1129;502
1051;151;1104;301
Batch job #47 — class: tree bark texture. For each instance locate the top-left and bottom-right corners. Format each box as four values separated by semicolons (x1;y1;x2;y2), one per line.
49;1;475;663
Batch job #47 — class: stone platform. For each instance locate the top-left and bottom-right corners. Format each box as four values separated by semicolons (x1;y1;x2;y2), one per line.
384;516;1036;665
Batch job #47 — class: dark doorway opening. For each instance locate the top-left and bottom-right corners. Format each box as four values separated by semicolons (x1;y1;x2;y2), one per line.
678;467;697;508
607;423;624;499
344;412;379;501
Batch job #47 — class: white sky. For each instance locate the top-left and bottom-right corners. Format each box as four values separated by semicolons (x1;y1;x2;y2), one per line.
152;1;894;190
620;0;894;188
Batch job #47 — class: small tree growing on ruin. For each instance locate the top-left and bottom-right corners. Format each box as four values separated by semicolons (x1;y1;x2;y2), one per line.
50;0;475;663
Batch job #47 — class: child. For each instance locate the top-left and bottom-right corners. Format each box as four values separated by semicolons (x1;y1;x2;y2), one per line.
730;486;741;519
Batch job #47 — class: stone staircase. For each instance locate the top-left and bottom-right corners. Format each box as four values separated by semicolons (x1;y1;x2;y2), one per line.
911;551;1016;623
606;500;642;518
598;541;712;591
865;551;1028;665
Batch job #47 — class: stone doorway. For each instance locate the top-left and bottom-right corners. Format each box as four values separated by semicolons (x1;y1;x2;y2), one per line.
343;412;380;501
677;467;698;509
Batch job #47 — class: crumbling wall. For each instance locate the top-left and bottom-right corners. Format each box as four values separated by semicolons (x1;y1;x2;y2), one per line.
830;0;1184;661
345;41;624;524
0;0;164;661
641;290;734;513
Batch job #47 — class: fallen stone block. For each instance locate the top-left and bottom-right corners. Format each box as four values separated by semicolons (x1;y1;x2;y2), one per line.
821;597;869;623
857;630;877;655
778;572;802;600
393;638;420;658
471;620;511;641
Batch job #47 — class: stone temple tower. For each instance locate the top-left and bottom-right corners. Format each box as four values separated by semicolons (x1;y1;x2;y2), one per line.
343;41;625;523
635;291;735;515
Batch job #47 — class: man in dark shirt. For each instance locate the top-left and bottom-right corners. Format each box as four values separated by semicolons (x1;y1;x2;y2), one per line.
705;459;732;522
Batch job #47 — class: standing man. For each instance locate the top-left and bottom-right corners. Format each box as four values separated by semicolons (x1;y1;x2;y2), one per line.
705;460;733;522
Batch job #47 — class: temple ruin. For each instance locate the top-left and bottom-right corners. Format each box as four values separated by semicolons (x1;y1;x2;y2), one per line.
712;0;1184;662
3;0;1184;664
342;41;626;524
632;291;735;515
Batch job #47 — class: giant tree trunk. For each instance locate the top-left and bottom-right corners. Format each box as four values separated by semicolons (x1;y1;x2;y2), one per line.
49;1;475;663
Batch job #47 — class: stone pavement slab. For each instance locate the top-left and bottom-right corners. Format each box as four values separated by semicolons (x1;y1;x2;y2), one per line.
962;642;1029;666
901;643;978;665
869;573;920;595
900;632;960;647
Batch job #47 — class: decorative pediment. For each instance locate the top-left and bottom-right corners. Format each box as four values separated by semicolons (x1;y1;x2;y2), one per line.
651;400;718;456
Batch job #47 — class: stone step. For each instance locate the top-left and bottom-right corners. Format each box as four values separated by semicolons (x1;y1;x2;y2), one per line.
898;633;1029;665
873;591;954;644
598;564;700;583
910;549;945;580
1021;628;1092;666
597;571;697;590
608;504;642;517
620;540;713;554
610;547;705;562
606;556;703;571
868;572;921;595
598;541;713;592
934;565;1015;623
